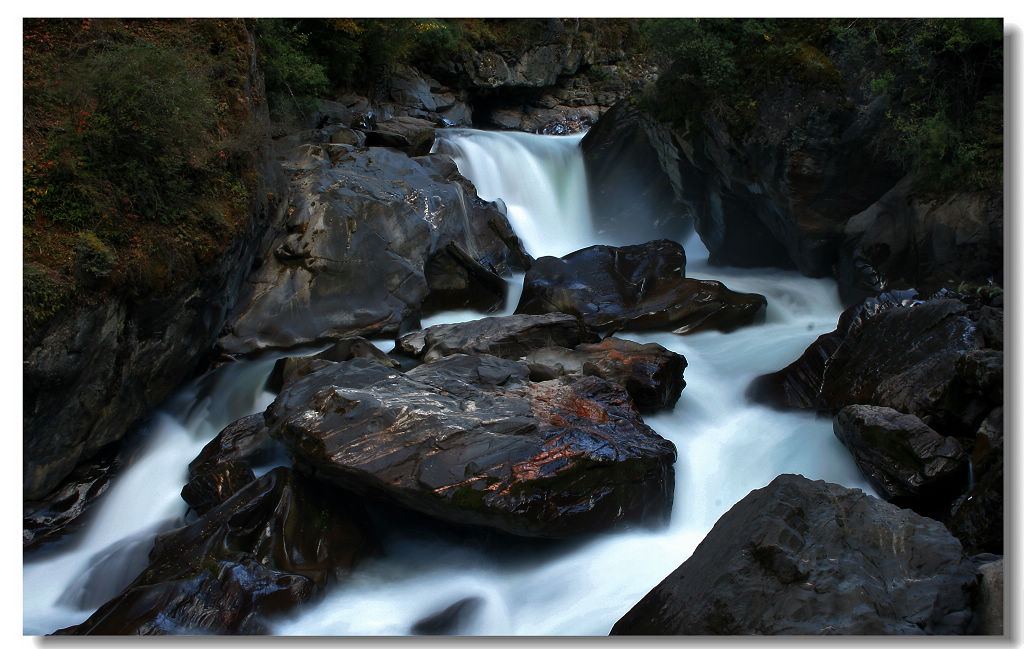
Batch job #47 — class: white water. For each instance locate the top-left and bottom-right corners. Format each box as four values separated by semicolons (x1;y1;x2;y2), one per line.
23;130;873;636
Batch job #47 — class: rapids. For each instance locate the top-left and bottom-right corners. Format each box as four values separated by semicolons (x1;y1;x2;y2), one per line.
23;129;873;636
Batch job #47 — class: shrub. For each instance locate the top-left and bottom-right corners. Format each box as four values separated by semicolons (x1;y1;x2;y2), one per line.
54;40;220;224
254;19;330;123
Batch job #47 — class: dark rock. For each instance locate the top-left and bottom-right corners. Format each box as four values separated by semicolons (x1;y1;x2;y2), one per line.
583;83;902;277
265;356;676;538
971;557;1003;635
946;408;1004;554
218;144;527;355
59;467;378;635
955;349;1003;402
581;102;693;244
266;337;400;393
833;405;967;514
515;241;766;335
422;241;509;315
411;596;484;635
749;292;982;434
180;460;257;516
611;474;979;635
329;127;365;147
396;313;598;362
187;413;276;477
525;337;686;413
24;442;121;550
839;175;1003;304
371;116;437;156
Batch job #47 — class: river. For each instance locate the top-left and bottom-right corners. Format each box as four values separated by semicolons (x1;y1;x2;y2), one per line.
23;128;873;636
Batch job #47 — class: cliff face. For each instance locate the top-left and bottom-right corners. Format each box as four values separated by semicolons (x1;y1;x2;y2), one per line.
581;22;1003;302
23;22;287;500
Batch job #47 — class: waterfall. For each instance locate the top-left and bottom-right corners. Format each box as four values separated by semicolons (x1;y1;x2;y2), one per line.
23;130;873;636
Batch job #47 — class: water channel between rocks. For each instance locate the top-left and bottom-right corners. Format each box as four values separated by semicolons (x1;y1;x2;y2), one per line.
23;129;874;636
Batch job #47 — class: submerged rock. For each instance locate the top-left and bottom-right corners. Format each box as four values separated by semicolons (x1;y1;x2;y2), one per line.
525;337;686;413
515;240;766;335
59;468;378;635
265;355;676;538
611;474;979;635
411;596;484;635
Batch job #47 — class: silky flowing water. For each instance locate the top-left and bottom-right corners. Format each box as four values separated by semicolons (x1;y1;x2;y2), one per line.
23;129;874;636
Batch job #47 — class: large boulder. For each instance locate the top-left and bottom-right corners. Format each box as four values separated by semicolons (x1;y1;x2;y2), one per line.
611;474;980;635
218;144;529;355
59;468;379;635
515;240;766;335
524;337;686;413
748;291;982;432
265;355;676;538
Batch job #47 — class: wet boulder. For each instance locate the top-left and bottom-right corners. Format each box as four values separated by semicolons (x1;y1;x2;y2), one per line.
515;240;766;335
24;442;121;550
611;474;979;635
218;144;528;355
182;413;289;515
266;337;400;393
395;312;597;362
525;337;686;413
748;292;982;433
265;355;676;538
59;468;379;635
832;405;967;515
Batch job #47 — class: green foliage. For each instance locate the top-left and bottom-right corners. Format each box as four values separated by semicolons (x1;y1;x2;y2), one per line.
73;231;117;283
24;264;72;333
254;19;330;123
642;17;1002;192
23;157;98;227
52;40;220;225
638;19;842;133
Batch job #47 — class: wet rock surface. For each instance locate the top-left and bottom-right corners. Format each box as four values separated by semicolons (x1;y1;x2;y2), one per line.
525;337;686;413
24;442;122;550
265;355;676;538
749;290;1003;553
838;175;1003;304
218;144;528;355
748;291;981;427
611;474;980;635
59;468;378;635
396;312;597;362
515;240;766;335
266;337;400;393
833;405;967;515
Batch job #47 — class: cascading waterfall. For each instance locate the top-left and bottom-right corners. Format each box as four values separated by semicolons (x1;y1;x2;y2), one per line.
23;129;873;636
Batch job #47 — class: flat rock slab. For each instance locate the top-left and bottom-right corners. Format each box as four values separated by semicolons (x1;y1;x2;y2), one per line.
396;312;597;362
515;240;766;335
265;355;676;538
611;474;979;635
